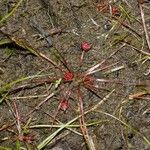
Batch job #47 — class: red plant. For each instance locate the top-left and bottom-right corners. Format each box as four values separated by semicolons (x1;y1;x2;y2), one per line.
96;1;109;12
111;6;120;15
81;41;92;52
17;135;35;144
83;75;95;87
96;1;120;16
63;71;74;82
9;36;132;149
80;41;92;66
58;99;69;111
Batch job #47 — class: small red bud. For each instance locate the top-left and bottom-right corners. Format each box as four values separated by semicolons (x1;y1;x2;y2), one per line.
111;7;120;15
59;99;69;111
63;72;74;82
81;41;92;52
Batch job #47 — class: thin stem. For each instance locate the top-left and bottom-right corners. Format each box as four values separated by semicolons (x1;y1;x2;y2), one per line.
85;44;125;75
37;90;115;149
139;3;150;51
0;0;23;24
13;102;22;135
26;92;55;117
77;86;96;150
94;110;150;146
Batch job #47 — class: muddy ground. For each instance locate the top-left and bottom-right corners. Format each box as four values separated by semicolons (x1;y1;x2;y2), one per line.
0;0;150;150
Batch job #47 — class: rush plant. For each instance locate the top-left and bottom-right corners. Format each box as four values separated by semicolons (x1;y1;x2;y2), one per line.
0;38;145;149
19;42;126;149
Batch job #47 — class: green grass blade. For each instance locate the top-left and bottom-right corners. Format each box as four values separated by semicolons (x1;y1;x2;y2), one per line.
119;4;134;22
0;146;12;150
0;39;12;46
37;90;115;149
11;38;39;56
16;140;21;150
95;110;150;146
37;116;79;150
0;74;51;103
0;77;31;95
29;120;109;129
0;0;23;25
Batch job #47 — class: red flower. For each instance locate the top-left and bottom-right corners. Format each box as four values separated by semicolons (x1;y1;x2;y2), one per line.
81;41;92;52
63;72;74;82
59;99;69;111
17;135;34;143
111;6;120;15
